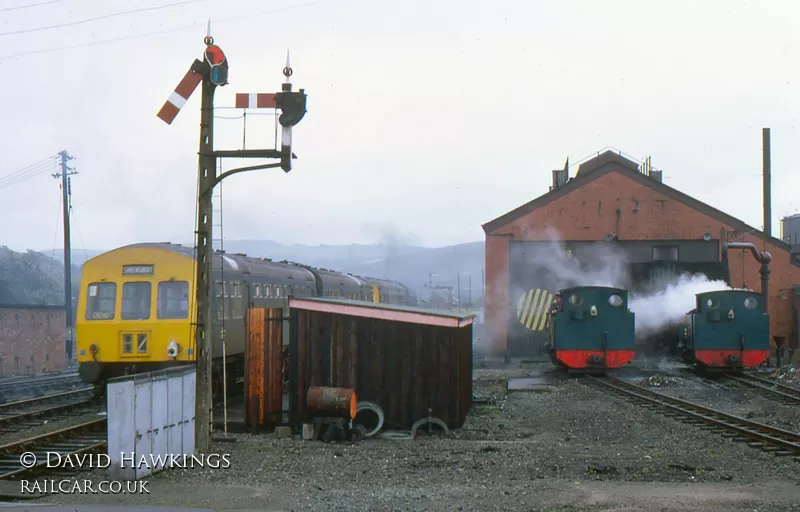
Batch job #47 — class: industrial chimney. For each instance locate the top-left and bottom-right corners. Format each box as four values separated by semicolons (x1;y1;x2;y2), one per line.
763;128;771;238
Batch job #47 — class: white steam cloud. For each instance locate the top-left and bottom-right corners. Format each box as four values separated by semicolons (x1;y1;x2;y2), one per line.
628;273;732;337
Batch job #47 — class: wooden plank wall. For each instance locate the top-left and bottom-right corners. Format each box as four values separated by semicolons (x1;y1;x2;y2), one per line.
244;308;284;430
289;310;473;430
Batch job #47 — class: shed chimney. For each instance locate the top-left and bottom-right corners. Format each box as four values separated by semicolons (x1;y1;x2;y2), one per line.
763;128;771;238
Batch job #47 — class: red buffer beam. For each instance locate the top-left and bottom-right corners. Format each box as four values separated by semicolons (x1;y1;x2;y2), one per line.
157;64;204;125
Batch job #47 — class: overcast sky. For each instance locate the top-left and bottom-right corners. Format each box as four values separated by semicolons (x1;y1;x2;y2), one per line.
0;0;798;253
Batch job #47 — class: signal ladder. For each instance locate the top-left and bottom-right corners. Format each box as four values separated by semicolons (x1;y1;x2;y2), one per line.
211;159;229;434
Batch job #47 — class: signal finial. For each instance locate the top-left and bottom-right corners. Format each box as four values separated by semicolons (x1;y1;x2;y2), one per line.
204;19;213;45
283;49;293;82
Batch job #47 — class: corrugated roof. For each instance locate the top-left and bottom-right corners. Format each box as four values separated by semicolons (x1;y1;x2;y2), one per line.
288;297;476;328
482;150;791;251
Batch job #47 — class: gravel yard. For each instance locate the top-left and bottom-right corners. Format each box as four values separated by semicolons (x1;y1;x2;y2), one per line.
2;361;797;511
629;371;800;433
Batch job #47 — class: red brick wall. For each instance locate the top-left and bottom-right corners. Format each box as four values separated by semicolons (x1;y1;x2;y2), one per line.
0;307;66;375
484;170;800;354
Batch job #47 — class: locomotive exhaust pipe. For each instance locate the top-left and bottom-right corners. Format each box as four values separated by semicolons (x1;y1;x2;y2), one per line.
722;242;772;314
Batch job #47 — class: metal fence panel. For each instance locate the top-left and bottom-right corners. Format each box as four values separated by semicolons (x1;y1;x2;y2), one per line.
106;366;196;480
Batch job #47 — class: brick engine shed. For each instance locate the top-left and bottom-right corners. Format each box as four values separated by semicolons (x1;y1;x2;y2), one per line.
0;304;66;376
482;150;800;359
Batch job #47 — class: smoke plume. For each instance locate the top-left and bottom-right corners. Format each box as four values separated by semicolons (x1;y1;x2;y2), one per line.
628;273;732;337
508;227;630;300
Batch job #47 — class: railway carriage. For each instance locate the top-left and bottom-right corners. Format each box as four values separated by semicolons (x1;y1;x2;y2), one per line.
76;242;416;385
545;286;636;371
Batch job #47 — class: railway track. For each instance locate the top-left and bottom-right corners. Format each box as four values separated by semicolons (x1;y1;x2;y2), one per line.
724;373;800;406
0;373;82;403
0;388;99;434
0;418;107;479
584;375;800;460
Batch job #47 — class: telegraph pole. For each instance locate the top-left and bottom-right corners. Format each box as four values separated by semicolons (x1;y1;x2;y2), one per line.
53;151;77;364
157;25;307;453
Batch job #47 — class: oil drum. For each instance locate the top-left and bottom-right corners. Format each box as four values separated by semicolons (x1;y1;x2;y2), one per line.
305;386;358;419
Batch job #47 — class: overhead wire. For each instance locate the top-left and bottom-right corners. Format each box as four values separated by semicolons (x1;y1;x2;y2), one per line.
50;179;62;266
0;0;210;36
0;0;62;13
0;155;59;190
0;1;325;60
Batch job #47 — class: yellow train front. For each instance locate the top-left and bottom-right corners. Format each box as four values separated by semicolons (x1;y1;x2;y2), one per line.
76;243;417;385
76;244;199;384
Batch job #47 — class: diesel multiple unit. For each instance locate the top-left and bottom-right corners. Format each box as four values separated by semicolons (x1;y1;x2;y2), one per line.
76;243;417;384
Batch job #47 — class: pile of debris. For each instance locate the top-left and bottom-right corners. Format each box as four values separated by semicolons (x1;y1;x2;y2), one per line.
637;375;684;388
766;365;800;384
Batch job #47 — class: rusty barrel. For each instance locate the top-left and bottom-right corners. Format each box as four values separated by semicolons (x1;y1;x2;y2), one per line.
306;386;358;419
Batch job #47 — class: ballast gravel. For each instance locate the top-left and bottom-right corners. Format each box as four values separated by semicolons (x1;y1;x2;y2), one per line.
7;361;797;511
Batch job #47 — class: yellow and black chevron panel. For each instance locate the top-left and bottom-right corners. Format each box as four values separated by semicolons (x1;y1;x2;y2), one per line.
516;288;554;331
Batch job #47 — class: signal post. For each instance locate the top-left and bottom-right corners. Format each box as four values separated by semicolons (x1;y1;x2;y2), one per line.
157;27;307;452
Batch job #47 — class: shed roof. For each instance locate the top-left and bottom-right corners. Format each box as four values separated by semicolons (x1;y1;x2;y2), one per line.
288;297;476;328
482;150;790;251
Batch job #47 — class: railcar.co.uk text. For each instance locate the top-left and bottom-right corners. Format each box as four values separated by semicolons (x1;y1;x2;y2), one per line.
20;479;150;495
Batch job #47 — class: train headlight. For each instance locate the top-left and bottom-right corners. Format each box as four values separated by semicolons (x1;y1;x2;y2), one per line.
167;341;180;358
590;305;598;317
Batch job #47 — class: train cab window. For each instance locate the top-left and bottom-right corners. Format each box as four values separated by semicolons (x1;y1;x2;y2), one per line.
157;281;189;319
744;296;758;309
121;282;152;320
86;282;116;320
706;298;720;309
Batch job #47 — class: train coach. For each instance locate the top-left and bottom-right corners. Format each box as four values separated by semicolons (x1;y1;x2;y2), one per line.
545;286;636;372
75;242;417;385
677;289;770;370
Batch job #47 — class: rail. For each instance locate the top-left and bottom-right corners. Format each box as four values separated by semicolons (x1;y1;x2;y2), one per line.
726;374;800;405
0;388;98;434
584;376;800;459
0;418;107;479
0;373;82;399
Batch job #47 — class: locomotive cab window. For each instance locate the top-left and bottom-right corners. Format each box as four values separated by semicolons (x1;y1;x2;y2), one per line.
86;282;116;320
122;282;152;320
608;294;623;307
157;281;189;319
568;293;582;306
744;296;758;309
706;297;720;309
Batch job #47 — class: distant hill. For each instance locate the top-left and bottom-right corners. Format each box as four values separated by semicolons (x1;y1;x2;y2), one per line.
40;249;105;268
0;246;80;309
42;239;487;308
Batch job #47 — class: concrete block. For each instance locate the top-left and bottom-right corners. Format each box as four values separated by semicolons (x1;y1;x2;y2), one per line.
302;423;315;440
274;426;293;439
